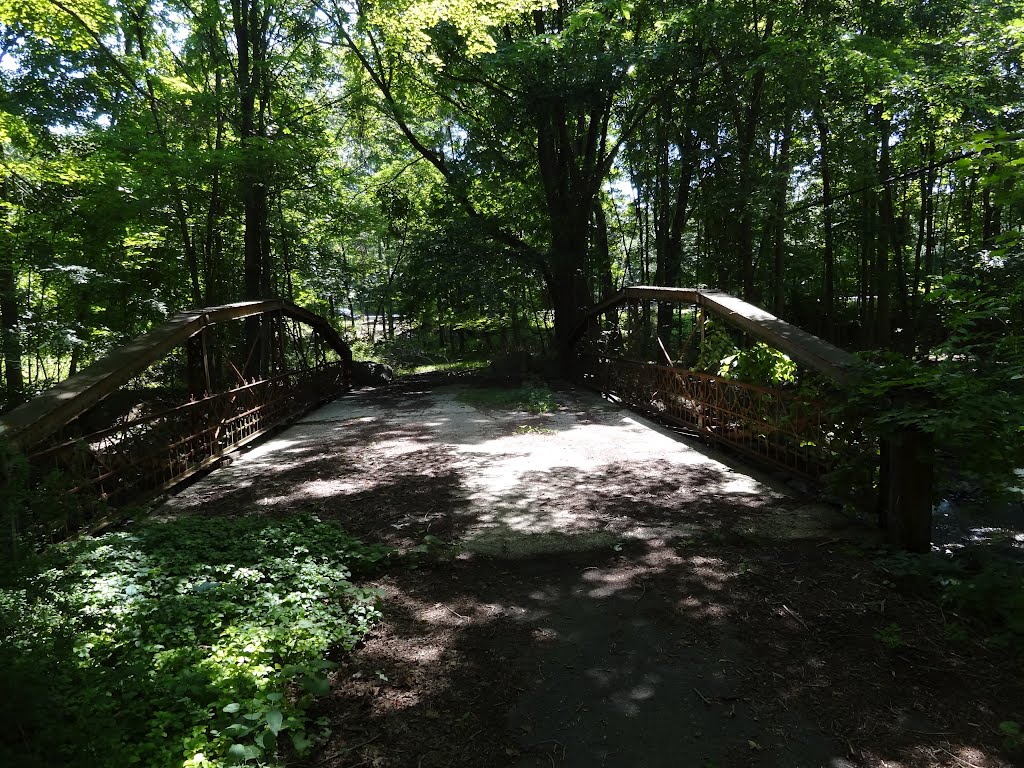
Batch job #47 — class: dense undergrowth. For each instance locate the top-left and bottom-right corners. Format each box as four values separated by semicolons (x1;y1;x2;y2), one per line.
0;514;392;768
871;547;1024;661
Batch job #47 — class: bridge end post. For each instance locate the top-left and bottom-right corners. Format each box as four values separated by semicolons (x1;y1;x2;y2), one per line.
882;427;935;553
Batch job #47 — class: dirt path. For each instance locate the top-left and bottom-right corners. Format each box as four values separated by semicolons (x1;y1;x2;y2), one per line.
163;377;1021;768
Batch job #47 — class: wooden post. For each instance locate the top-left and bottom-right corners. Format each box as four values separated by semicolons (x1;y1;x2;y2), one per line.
885;426;934;552
186;331;208;398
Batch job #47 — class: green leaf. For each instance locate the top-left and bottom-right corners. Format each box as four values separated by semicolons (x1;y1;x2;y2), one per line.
265;709;284;735
226;743;262;763
302;674;331;696
291;731;314;754
223;702;241;714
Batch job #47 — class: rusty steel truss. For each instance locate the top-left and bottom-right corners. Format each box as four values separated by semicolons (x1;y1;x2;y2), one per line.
2;300;353;539
571;287;860;479
577;354;839;477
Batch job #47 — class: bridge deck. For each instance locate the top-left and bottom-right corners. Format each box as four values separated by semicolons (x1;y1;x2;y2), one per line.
148;380;1017;768
153;382;1015;768
163;380;844;553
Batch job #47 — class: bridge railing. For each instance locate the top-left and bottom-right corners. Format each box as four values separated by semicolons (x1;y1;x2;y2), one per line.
1;300;353;542
572;287;935;552
569;287;865;484
577;354;841;478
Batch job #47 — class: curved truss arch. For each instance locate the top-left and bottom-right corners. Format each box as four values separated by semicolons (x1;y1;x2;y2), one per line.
1;300;353;536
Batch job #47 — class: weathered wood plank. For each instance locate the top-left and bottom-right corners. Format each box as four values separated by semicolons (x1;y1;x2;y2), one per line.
695;291;859;383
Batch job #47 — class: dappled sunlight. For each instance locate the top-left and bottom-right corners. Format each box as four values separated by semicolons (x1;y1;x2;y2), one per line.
298;478;367;497
148;382;1024;768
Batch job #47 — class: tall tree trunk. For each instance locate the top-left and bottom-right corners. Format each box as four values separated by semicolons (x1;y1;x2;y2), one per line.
0;250;23;405
0;161;23;404
859;186;875;346
770;113;794;318
204;57;227;306
593;202;617;325
815;107;836;339
736;14;774;303
130;7;202;307
875;105;893;348
912;136;936;320
655;69;701;339
233;0;272;376
982;178;1004;249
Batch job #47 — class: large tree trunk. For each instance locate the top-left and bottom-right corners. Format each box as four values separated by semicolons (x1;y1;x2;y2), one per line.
875;105;893;348
912;137;934;324
815;106;836;339
0;250;23;405
233;0;272;377
548;222;591;356
654;81;699;340
736;15;774;303
769;113;794;318
203;56;227;306
593;202;617;325
533;82;609;359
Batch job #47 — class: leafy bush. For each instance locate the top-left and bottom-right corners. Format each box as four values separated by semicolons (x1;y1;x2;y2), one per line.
0;438;97;568
0;514;392;768
873;549;1024;660
942;559;1024;653
839;274;1024;498
718;342;797;386
693;323;797;387
693;321;737;375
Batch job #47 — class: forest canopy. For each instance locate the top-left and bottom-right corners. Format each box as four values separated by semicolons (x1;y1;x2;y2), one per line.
1;0;1022;404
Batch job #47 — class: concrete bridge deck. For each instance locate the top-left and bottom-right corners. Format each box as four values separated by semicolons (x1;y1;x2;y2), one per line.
159;379;1012;768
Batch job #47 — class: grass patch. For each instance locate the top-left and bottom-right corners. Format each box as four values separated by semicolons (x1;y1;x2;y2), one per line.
401;359;489;375
514;424;556;435
0;514;392;768
457;384;557;414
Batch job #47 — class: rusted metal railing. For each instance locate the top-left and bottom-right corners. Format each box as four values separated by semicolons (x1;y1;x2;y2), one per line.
28;364;345;509
578;354;839;478
573;286;936;552
1;300;353;540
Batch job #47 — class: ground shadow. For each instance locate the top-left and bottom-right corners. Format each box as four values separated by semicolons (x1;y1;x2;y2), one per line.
161;379;1022;768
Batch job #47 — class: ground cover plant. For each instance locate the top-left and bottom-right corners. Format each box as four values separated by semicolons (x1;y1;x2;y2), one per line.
0;513;392;768
457;383;557;414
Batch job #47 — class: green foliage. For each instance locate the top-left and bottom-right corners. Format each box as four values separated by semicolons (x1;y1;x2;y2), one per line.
0;514;392;768
404;360;490;375
874;622;904;650
457;384;557;414
844;357;1024;498
718;343;797;387
872;548;1024;661
942;559;1024;653
999;721;1024;753
0;438;96;567
693;323;797;387
693;322;737;376
406;534;461;565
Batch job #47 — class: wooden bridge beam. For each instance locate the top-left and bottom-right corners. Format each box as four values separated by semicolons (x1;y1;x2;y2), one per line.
0;300;352;451
575;286;860;384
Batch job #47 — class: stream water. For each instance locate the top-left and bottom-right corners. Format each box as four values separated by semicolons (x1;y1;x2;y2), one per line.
932;491;1024;558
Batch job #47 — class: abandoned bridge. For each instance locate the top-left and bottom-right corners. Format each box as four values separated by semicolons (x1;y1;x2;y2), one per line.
1;289;1012;768
0;286;931;552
